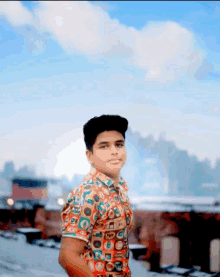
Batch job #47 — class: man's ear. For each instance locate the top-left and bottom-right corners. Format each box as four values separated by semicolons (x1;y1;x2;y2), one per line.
86;150;92;163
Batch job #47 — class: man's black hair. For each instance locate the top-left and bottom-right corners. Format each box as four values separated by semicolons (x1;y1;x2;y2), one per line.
83;114;128;153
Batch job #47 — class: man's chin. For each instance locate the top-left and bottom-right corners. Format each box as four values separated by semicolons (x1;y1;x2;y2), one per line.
106;167;122;174
100;166;122;174
97;163;123;173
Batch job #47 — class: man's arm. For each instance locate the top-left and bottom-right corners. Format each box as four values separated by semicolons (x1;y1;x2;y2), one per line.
58;237;94;277
144;235;156;260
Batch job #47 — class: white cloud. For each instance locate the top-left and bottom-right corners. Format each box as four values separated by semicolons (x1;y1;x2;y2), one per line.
1;1;207;82
34;2;111;56
127;105;220;167
0;121;85;178
91;2;116;13
40;127;88;179
35;3;205;82
53;136;90;179
0;2;33;26
1;101;220;178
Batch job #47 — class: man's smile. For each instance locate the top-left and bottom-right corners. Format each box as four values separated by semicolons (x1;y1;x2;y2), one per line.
109;159;121;164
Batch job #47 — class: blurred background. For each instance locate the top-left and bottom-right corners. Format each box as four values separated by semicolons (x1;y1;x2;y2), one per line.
1;1;220;276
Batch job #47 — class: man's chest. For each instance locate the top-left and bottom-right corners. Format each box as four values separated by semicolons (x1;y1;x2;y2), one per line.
80;183;133;267
92;189;133;238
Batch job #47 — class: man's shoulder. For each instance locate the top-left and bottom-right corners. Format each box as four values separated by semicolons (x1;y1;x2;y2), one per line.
70;177;102;196
118;178;129;192
62;177;102;213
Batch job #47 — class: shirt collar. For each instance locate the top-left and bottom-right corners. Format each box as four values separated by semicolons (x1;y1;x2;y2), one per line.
86;166;125;190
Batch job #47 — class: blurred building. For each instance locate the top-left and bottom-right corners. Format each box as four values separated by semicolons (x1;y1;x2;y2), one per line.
11;177;49;207
0;177;11;197
0;177;11;209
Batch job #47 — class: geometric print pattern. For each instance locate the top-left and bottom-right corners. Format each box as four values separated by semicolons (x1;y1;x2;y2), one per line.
61;167;134;277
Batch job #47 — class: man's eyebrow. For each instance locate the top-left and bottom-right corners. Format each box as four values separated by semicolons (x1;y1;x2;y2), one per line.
98;140;125;145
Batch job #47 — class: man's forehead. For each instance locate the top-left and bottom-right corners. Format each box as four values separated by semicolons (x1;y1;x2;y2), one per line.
96;131;124;142
97;137;124;142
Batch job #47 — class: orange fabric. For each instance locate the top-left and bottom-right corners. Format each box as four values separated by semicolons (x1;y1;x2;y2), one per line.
61;167;134;277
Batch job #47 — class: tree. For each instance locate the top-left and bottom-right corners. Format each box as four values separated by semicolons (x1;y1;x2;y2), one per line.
213;158;220;183
2;161;15;180
201;158;215;184
159;131;166;141
189;158;203;196
16;165;36;178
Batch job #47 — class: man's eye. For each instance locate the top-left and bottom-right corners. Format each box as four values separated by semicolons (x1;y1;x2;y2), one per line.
100;145;107;149
117;144;124;147
100;144;124;149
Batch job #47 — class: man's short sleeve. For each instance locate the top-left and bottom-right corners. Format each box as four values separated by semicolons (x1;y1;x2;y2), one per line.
122;181;129;192
61;184;99;243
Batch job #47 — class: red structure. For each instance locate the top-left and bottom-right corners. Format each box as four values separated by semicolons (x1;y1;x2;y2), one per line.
11;178;48;202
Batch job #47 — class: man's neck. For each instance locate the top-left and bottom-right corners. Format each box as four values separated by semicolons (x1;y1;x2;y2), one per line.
93;165;120;185
107;173;120;186
112;176;119;186
95;167;120;185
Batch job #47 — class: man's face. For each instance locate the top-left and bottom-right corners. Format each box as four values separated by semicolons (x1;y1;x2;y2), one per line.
86;130;127;177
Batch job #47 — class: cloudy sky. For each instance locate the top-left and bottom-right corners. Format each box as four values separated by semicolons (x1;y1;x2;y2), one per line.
1;1;220;180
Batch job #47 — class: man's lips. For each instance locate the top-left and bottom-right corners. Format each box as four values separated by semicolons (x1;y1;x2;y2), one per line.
109;159;121;162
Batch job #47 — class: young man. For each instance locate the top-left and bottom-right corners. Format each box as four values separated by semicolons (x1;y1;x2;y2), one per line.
59;114;134;277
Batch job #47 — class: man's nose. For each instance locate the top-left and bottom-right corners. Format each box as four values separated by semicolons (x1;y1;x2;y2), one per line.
111;146;118;153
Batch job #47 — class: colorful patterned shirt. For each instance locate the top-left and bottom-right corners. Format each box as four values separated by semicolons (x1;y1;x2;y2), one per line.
61;167;134;277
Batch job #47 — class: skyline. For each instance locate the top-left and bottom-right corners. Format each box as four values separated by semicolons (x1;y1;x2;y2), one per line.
1;1;220;179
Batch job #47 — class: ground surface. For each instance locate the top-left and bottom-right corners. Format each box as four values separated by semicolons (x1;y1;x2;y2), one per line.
0;234;149;277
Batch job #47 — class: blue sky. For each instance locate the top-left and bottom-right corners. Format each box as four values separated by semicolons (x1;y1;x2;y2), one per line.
0;1;220;180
